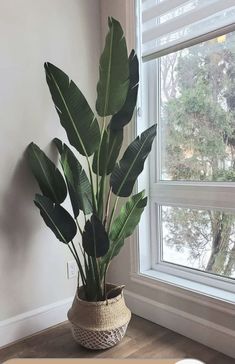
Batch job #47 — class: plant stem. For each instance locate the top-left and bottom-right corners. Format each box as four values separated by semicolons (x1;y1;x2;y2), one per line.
86;156;97;214
68;243;78;263
69;241;86;286
96;117;106;214
103;187;112;227
97;175;106;220
75;218;83;236
68;245;85;288
107;196;119;233
71;240;79;261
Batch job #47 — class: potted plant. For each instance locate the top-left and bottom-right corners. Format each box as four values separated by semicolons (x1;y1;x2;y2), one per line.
27;17;156;350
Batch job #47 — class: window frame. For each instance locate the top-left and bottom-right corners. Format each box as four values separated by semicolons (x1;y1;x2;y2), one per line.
137;5;235;297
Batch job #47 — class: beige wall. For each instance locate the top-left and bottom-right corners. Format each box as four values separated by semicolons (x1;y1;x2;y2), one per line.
0;0;101;320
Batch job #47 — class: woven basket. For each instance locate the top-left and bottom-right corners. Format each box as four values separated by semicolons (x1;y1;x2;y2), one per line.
67;284;131;350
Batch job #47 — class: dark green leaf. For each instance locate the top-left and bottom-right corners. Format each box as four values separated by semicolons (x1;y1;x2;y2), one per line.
100;239;124;276
45;62;100;156
110;125;157;197
82;215;109;257
110;50;139;130
34;194;77;244
106;128;123;174
27;142;67;204
92;128;123;176
100;191;147;273
96;17;129;116
92;130;108;176
53;138;63;154
61;145;92;217
110;190;147;242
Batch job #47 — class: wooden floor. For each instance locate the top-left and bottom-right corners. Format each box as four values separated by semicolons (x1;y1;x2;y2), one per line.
0;315;234;363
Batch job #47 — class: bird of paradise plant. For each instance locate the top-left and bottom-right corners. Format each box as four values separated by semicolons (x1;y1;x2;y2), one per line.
27;17;156;301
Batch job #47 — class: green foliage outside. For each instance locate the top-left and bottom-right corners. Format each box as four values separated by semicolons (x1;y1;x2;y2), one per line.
162;32;235;278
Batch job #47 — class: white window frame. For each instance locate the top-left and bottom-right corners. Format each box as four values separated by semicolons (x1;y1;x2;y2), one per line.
136;0;235;301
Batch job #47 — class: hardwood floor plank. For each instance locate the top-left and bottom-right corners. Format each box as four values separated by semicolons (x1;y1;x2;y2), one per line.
127;330;189;359
0;315;234;363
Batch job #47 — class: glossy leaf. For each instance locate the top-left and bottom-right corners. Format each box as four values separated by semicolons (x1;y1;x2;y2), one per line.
110;50;139;130
82;215;109;257
100;238;124;278
92;130;108;177
100;191;147;274
27;142;67;204
45;62;100;156
92;128;123;176
96;17;129;116
110;125;157;197
34;194;77;244
61;145;92;216
110;190;147;243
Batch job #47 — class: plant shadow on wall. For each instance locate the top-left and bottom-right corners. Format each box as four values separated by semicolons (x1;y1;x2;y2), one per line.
26;17;156;349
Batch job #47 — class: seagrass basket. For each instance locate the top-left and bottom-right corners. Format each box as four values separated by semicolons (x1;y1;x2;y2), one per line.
67;284;131;350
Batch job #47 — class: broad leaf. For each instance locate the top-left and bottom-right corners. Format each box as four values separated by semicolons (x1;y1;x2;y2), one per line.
99;238;124;280
110;190;147;242
82;215;109;257
45;62;100;156
110;125;157;197
27;142;67;204
96;17;129;116
106;128;123;174
110;50;139;130
92;128;123;176
61;145;92;217
100;191;147;274
34;194;77;244
92;130;108;176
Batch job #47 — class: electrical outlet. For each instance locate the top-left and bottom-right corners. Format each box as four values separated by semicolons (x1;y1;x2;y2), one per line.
67;260;77;279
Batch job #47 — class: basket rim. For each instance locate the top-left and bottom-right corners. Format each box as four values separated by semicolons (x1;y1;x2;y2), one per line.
76;283;124;307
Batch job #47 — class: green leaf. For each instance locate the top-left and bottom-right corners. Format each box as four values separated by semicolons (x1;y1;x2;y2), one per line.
34;194;77;244
92;130;108;176
53;138;63;154
96;17;129;116
110;190;147;243
27;142;67;204
110;125;157;197
92;128;123;176
100;191;147;274
99;238;124;280
45;62;100;156
110;50;139;130
82;215;109;257
106;128;123;174
61;145;92;217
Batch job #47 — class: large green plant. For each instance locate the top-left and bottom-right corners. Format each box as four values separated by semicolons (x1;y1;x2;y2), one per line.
27;17;156;301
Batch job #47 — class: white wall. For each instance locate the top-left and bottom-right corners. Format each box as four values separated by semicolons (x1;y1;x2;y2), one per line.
0;0;101;322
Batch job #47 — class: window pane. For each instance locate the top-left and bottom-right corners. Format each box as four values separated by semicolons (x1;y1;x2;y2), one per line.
161;206;235;279
160;31;235;181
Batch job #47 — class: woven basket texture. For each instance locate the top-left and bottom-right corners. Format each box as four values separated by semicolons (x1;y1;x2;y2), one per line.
67;284;131;349
71;322;129;350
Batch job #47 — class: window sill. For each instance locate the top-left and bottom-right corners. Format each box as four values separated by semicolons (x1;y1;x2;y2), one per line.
130;269;235;314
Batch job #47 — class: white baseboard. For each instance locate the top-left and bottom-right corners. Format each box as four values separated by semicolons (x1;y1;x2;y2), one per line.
0;297;73;348
124;290;235;359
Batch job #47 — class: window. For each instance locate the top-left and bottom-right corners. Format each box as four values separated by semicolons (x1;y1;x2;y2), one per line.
137;0;235;293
